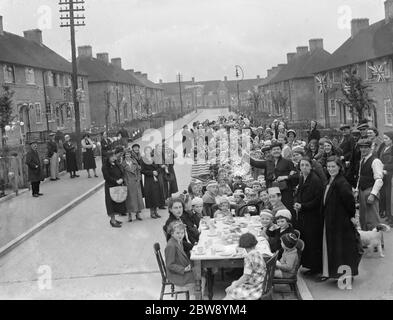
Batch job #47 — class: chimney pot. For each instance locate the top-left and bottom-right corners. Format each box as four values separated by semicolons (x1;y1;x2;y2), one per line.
78;45;92;58
224;76;228;81
135;71;142;76
351;18;369;38
296;46;309;55
267;69;273;77
159;79;163;84
0;16;3;36
309;38;324;51
97;53;109;64
287;52;296;63
142;73;148;79
257;75;260;79
385;0;393;23
111;58;122;69
23;29;43;44
192;77;195;82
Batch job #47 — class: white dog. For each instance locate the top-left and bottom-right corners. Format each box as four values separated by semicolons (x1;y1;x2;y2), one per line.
358;224;390;257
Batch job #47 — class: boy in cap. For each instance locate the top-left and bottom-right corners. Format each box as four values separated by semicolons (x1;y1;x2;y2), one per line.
202;180;219;218
275;233;299;279
266;209;294;258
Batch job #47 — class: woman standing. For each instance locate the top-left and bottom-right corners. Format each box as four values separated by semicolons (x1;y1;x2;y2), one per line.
81;133;98;178
377;132;393;225
182;125;193;158
308;121;320;143
101;131;112;164
102;150;127;228
122;146;144;222
63;135;79;178
319;156;362;282
294;157;324;276
141;146;164;219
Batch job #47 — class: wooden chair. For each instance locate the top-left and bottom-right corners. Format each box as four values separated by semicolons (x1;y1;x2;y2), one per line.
260;252;279;300
272;239;305;299
153;243;190;300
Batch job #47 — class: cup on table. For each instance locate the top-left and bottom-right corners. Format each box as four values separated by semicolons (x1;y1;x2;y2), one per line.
245;213;251;220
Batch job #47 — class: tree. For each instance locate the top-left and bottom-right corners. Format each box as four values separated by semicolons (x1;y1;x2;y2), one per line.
247;89;262;113
341;69;375;123
0;85;15;147
272;91;288;116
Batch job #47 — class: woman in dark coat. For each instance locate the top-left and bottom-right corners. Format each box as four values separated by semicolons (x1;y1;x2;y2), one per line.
141;146;165;219
25;141;44;197
308;120;320;143
294;157;324;275
81;133;98;178
377;132;393;225
102;150;127;228
100;131;112;164
319;156;363;282
63;135;79;178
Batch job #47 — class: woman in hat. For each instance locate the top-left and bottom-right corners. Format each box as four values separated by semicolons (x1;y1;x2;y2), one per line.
81;133;98;178
318;139;342;176
319;156;362;282
141;146;165;219
102;150;127;228
377;132;393;225
121;147;144;222
63;135;79;178
293;157;324;275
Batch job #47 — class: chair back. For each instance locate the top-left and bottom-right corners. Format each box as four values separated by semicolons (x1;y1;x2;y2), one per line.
293;229;301;239
153;243;167;283
261;252;279;296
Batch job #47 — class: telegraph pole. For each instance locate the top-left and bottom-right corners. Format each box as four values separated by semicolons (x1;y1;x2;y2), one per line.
177;73;183;113
59;0;85;167
235;65;244;112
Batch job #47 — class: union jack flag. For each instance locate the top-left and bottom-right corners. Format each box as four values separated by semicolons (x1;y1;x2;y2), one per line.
315;74;327;93
368;63;386;82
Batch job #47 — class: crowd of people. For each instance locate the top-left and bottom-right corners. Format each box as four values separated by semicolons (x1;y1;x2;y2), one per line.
159;113;393;299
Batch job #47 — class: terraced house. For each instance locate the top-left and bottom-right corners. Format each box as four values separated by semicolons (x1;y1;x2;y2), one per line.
313;0;393;132
259;39;331;121
77;46;163;128
0;16;90;142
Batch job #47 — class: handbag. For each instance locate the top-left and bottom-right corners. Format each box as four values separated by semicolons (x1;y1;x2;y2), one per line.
109;185;127;203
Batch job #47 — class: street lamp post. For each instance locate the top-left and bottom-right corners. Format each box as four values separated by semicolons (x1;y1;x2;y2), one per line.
235;65;244;112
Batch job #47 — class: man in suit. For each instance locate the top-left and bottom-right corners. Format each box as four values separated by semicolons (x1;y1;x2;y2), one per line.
26;141;43;197
339;124;355;178
47;133;59;181
246;142;296;218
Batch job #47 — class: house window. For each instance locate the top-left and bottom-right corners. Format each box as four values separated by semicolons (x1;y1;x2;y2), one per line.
45;103;53;121
123;103;128;119
384;99;393;126
3;65;15;83
25;68;35;84
45;71;54;86
35;103;42;123
221;99;226;105
66;103;73;119
187;100;191;107
332;70;342;83
329;99;337;117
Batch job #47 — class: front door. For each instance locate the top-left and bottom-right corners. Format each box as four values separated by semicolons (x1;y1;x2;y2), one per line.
18;103;31;134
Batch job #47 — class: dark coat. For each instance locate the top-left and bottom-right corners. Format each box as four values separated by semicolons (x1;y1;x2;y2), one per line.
102;160;127;216
266;224;295;259
141;159;165;208
339;135;355;162
164;237;194;287
250;156;295;218
101;138;112;159
295;171;324;271
25;149;43;182
47;141;58;158
377;143;393;215
63;141;78;172
322;174;362;278
308;128;320;143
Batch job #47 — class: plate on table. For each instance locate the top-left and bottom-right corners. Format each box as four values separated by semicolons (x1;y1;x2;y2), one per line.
207;232;218;237
193;250;206;256
219;249;235;257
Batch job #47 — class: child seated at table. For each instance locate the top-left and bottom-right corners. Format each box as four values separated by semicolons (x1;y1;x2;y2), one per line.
233;189;246;216
232;175;247;192
259;190;273;211
223;233;267;300
165;221;196;299
190;197;204;226
266;209;294;259
214;196;232;218
260;209;274;239
275;233;299;279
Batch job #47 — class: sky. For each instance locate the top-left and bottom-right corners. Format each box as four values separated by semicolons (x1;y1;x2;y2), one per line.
0;0;387;82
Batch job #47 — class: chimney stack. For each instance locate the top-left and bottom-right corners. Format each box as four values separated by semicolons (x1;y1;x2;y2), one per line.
159;79;163;84
111;58;122;69
23;29;43;44
267;69;273;77
385;0;393;23
135;71;142;76
141;73;148;79
351;18;369;38
287;52;296;63
0;16;3;36
126;69;135;74
97;53;109;64
192;77;195;82
78;45;92;58
296;46;309;55
257;75;260;79
224;76;228;81
309;38;324;51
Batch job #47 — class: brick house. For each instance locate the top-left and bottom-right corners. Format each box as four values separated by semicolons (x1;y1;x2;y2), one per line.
77;46;148;128
0;16;90;143
312;1;393;132
259;39;331;121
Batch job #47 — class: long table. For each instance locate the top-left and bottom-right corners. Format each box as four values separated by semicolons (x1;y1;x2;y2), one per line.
191;216;272;300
